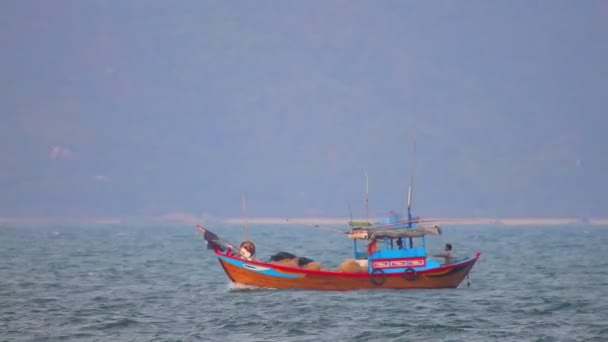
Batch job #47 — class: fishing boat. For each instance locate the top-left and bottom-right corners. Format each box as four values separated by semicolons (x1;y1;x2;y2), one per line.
196;222;479;291
195;182;480;290
196;134;481;289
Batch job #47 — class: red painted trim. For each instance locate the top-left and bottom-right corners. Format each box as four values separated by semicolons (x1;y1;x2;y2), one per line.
371;257;427;269
212;249;481;277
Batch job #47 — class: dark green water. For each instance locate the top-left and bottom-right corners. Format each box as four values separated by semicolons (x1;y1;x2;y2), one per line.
1;223;607;341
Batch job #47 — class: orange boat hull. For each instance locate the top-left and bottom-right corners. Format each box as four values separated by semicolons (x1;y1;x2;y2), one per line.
216;251;480;291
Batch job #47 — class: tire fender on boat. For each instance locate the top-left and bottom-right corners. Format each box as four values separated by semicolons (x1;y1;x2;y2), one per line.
370;269;386;286
403;268;417;281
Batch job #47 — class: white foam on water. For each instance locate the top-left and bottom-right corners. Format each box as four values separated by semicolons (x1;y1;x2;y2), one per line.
227;282;276;291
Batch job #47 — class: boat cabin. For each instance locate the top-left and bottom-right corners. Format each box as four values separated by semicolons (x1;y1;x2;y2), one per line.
348;222;443;274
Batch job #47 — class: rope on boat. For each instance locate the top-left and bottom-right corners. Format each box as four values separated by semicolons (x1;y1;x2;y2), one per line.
403;268;417;281
370;269;386;286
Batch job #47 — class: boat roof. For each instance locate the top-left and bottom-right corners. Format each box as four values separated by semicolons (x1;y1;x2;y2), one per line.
348;221;372;227
347;224;442;239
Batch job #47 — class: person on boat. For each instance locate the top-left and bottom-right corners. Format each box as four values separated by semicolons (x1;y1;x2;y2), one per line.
238;240;257;261
396;237;404;249
433;243;454;265
366;239;378;255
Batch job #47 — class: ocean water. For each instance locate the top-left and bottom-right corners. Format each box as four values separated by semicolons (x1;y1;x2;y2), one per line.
1;223;607;342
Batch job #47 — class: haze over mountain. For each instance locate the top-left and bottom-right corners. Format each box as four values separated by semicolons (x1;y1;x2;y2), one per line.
2;1;607;220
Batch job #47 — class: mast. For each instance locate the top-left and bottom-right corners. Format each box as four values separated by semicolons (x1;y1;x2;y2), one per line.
407;139;416;228
365;171;369;223
407;112;419;229
242;192;248;240
406;140;417;248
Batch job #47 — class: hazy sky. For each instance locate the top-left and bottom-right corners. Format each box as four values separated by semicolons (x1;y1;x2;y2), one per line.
1;1;607;219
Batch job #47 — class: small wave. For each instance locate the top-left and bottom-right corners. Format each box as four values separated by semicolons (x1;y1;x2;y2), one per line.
227;282;276;291
97;318;140;330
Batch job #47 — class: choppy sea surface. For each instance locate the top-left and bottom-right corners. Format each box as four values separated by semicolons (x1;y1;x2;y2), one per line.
1;223;607;341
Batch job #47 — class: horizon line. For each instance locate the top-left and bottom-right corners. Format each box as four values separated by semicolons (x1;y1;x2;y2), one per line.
0;215;606;226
